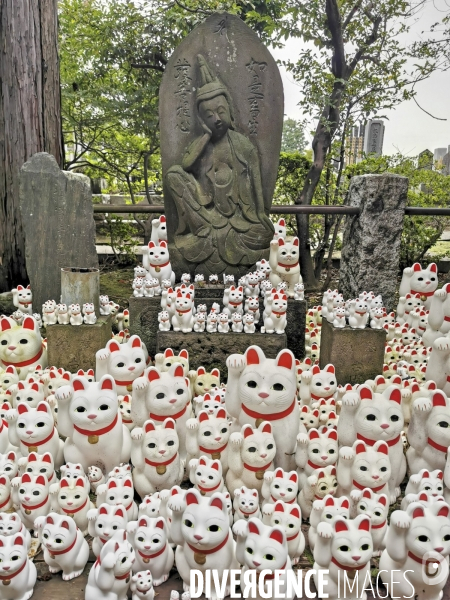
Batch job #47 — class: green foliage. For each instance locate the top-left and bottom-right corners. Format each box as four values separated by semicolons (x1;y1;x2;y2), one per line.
272;152;310;235
99;215;139;265
281;118;307;153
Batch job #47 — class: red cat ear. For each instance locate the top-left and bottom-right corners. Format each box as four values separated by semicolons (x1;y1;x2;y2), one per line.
0;477;6;487
422;471;430;478
388;388;401;404
248;521;260;535
164;348;174;358
429;263;438;273
109;341;121;353
377;442;389;455
186;491;199;505
17;382;24;391
362;489;372;499
138;518;147;528
243;425;253;438
325;364;335;374
199;457;206;466
269;528;284;545
325;497;335;507
17;403;29;415
301;406;308;413
341;498;349;509
37;402;50;413
261;422;272;434
46;516;54;525
73;378;86;392
60;520;70;530
100;376;114;391
359;386;373;401
211;461;220;471
311;365;320;375
312;410;319;418
274;468;284;478
327;430;338;441
27;453;37;463
108;480;117;489
36;475;46;486
155;518;165;529
99;506;108;515
335;519;349;533
289;472;298;483
0;318;12;332
179;350;188;360
22;317;36;331
114;507;124;518
355;442;366;454
76;478;84;488
148;368;160;383
276;350;294;371
197;367;206;376
131;336;141;349
174;365;184;378
358;517;370;531
278;238;285;246
438;471;444;480
412;263;422;272
413;507;425;519
432;392;447;407
290;506;300;518
164;418;175;429
438;505;449;517
292;237;299;247
31;383;39;392
60;479;69;488
379;495;387;506
114;542;120;552
211;369;220;378
309;429;320;440
245;346;264;365
21;474;31;483
274;502;284;513
210;497;224;511
62;373;70;381
13;536;24;547
216;408;227;420
160;241;168;249
7;451;15;461
198;411;209;423
145;421;155;433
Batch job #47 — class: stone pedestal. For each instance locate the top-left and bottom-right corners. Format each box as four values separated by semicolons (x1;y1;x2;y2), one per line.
129;292;306;360
319;319;386;385
46;316;112;372
156;331;287;374
339;174;408;312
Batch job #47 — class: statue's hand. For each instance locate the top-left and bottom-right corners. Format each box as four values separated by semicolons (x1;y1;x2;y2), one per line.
201;122;212;137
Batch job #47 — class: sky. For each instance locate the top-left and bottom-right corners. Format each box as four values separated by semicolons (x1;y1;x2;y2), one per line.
270;1;450;156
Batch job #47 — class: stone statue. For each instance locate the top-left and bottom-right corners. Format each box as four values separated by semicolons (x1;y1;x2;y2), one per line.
165;55;274;276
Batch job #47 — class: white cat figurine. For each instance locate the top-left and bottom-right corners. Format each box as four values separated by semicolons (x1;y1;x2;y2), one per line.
87;503;128;557
231;312;243;332
337;440;391;499
269;237;301;298
83;303;97;324
261;468;298;507
299;364;337;406
0;532;36;599
0;513;31;549
261;293;287;334
295;427;338;488
261;500;305;565
11;285;33;315
308;495;350;551
69;303;83;325
399;262;439;309
127;515;174;582
185;408;230;474
143;241;175;287
95;335;147;396
50;476;94;535
243;313;255;333
11;473;51;530
351;487;389;556
298;464;337;519
130;570;154;600
171;292;194;333
0;316;47;379
232;486;261;522
222;286;244;319
150;215;167;244
189;456;225;496
96;476;138;522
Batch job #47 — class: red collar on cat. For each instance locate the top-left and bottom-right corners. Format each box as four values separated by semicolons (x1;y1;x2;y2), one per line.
21;428;56;449
2;346;44;368
244;460;273;474
428;437;448;453
272;310;286;317
310;392;334;401
18;301;31;307
47;535;77;555
149;402;189;422
197;481;222;494
229;301;243;306
187;531;229;555
21;495;49;512
176;308;192;314
138;545;166;560
355;311;367;316
278;261;298;269
240;506;259;516
271;495;295;504
114;379;136;387
371;520;386;529
73;414;118;437
0;558;27;582
410;289;434;297
150;261;170;269
199;442;228;456
408;551;440;567
331;557;366;571
308;459;329;470
145;453;177;468
352;480;385;493
357;433;401;447
62;498;88;515
286;531;299;541
241;398;296;421
95;556;131;580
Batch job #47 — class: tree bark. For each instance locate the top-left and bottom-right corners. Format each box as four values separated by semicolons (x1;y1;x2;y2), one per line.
0;0;63;292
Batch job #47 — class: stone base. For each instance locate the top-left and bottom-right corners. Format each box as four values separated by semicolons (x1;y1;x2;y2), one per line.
319;319;386;385
129;294;306;360
46;316;112;371
156;331;287;375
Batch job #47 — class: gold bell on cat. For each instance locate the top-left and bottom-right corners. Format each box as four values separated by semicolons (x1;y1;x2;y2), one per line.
88;435;99;444
194;552;206;565
156;465;166;475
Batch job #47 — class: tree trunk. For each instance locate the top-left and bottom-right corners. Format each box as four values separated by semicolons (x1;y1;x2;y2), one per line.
0;0;63;292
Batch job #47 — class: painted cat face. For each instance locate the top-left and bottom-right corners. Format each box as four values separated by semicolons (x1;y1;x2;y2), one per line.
408;262;438;294
405;503;450;559
132;570;153;592
58;477;89;513
104;476;134;509
152;216;167;241
228;286;244;303
119;395;132;424
92;504;128;540
63;375;118;431
242;519;288;572
313;465;338;499
14;285;32;305
147;240;170;266
157;348;189;375
181;490;230;549
176;284;195;298
14;380;44;408
234;487;259;515
41;513;77;553
76;369;95;383
354;488;388;527
240;423;276;468
0;452;18;480
175;293;193;312
232;313;243;323
354;385;404;442
142;419;179;461
197;304;207;315
101;530;135;577
275;237;299;266
243;314;254;325
270;294;287;315
88;466;104;484
269;501;301;537
108;464;132;480
196;409;230;451
104;336;146;382
409;469;444;497
0;513;23;536
22;452;54;482
0;316;42;366
139;493;161;517
274;218;286;239
191;367;220;396
330;515;372;569
15;401;55;444
0;366;19;391
350;440;391;490
158;311;170;322
69;303;81;315
300;406;320;430
0;534;28;577
309;365;337;399
238;347;296;411
267;469;298;504
45;368;71;396
134;515;168;556
314;495;349;523
83;303;95;314
18;473;48;507
197;394;224;415
306;428;338;468
192;456;223;492
146;364;190;413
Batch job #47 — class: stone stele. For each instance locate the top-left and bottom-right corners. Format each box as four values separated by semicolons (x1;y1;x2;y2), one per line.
339;174;408;312
19;153;98;312
159;12;284;279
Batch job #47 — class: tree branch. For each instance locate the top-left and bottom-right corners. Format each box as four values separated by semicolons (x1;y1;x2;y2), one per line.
413;96;447;120
343;0;364;30
326;0;347;78
174;0;211;15
130;63;165;71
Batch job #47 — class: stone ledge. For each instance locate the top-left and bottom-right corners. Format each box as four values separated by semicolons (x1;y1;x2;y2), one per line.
46;315;112;371
319;319;386;385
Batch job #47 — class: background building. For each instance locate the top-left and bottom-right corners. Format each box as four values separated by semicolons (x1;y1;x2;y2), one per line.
344;119;385;166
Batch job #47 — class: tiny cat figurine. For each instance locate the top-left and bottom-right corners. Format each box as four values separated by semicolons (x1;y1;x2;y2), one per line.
338;384;405;502
50;476;94;535
118;395;134;431
233;517;294;600
85;529;135;600
298;405;319;431
244;296;260;322
6;401;64;468
11;285;33;315
261;293;287;334
0;452;19;480
131;418;184;496
261;468;298;507
18;451;55;484
233;487;261;522
11;473;51;530
308;495;349;551
261;500;305;565
88;466;106;493
0;365;19;391
13;379;44;408
42;300;58;326
273;218;287;240
188;366;220;397
337;440;391;499
294;282;304;301
189;456;225;496
0;316;47;379
402;468;445;507
313;514;372;600
193;312;206;332
0;513;31;549
171;292;194;333
298;465;338;519
217;313;230;333
225;422;276;496
269;237;301;298
83;303;97;324
222;286;244;319
380;502;450;600
154;347;189;375
138;494;161;519
99;295;111;316
399;262;438;309
295;427;338;488
168;489;238;598
34;512;89;580
299;364;337;406
87;503;128;557
57;303;70;324
206;311;218;333
231;312;243;332
116;309;130;332
225;346;298;471
142;241;175;287
131;363;192;457
96;335;147;395
150;215;167;244
55;375;131;474
185;408;231;474
333;307;346;328
158;310;171;332
130;570;154;600
133;278;145;298
243;313;255;333
351;488;388;556
347;299;369;329
244;273;260;298
0;533;36;600
407;389;450;473
69;303;83;325
96;476;138;522
127;515;174;582
59;462;89;490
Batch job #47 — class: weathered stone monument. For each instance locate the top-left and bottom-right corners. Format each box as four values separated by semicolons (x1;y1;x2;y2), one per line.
159;13;284;278
340;174;408;312
19;153;98;312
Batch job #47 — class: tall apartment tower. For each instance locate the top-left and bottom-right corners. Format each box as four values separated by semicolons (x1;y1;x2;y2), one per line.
344;119;385;166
